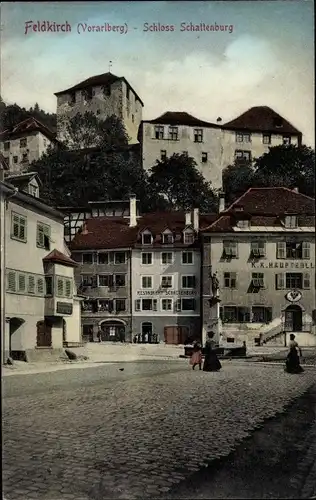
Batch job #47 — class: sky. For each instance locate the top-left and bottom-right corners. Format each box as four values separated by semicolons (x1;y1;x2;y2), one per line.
1;0;314;146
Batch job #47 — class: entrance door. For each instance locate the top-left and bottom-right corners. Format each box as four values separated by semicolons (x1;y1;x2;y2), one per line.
164;326;189;345
285;306;303;332
142;322;153;343
36;320;52;347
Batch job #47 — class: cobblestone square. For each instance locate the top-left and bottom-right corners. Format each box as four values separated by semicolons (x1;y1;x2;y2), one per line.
2;360;316;499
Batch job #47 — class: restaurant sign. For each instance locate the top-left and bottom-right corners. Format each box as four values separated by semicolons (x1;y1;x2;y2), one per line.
56;302;73;315
137;290;197;296
251;261;314;269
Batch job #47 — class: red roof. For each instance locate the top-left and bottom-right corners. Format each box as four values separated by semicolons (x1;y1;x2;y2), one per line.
144;111;221;129
70;212;217;250
205;188;315;232
43;249;78;267
54;72;144;106
0;117;56;142
222;106;302;135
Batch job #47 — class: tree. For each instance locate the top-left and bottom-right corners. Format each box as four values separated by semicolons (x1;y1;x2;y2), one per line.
0;100;56;132
148;153;218;212
222;161;255;205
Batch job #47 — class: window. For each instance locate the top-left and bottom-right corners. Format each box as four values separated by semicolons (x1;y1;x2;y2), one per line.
20;138;27;148
98;253;108;264
142;232;153;245
162;299;173;311
252;306;272;323
37;277;44;295
168;126;178;141
142;252;152;265
98;299;113;312
98;275;113;287
223;241;238;258
161;252;173;264
82;253;93;264
13;156;18;164
194;129;203;143
57;278;64;297
140;299;157;311
70;92;76;103
126;87;130;100
181;298;196;311
236;132;251;143
155;126;164;139
284;216;297;228
103;85;111;97
182;251;193;264
237;219;250;229
161;275;173;288
18;273;26;292
45;276;53;295
223;272;236;289
285;242;310;259
82;88;93;101
4;141;10;151
251;241;265;258
7;271;16;292
182;151;188;156
235;150;251;161
251;273;265;289
283;136;291;145
22;153;28;163
115;274;126;287
115;252;126;264
263;134;271;144
182;275;196;288
96;109;101;115
183;231;195;244
29;185;38;197
115;299;126;312
81;274;95;287
201;152;208;163
160;150;167;160
27;276;35;294
11;212;27;242
275;273;310;290
162;232;173;244
220;306;250;323
142;276;153;289
36;223;50;250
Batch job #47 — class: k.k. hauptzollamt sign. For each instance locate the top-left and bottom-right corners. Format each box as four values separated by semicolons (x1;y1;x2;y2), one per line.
56;302;73;315
137;290;197;296
251;261;314;269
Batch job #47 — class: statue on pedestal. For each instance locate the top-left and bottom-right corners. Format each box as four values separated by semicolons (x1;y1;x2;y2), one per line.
211;272;219;298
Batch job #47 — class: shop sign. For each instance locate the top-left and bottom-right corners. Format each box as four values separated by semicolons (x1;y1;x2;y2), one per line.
56;302;73;315
251;261;314;269
285;290;302;303
137;290;197;296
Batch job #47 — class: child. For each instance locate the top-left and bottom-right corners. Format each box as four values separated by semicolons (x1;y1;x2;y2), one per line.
190;340;202;370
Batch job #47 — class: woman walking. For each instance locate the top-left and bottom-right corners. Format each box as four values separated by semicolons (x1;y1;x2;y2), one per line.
285;334;304;373
203;332;222;372
190;340;202;370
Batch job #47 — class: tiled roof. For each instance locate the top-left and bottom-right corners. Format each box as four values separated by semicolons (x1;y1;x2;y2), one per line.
222;106;302;135
43;249;79;267
205;188;315;232
70;212;217;250
0;117;56;142
0;152;9;170
143;111;221;128
54;72;144;106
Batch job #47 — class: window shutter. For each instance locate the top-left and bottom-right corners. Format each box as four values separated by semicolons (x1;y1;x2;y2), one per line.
28;276;35;293
135;299;141;311
65;280;72;297
303;273;310;289
7;271;16;292
275;273;285;290
57;278;64;296
18;273;26;292
37;278;44;294
176;299;181;312
219;307;223;320
302;242;310;259
37;225;44;247
276;242;286;259
192;299;196;311
153;299;158;311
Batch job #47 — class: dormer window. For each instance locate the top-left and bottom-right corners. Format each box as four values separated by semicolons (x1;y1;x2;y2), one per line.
183;229;195;245
284;215;297;228
162;230;174;244
234;205;244;212
274;117;283;128
29;184;39;198
236;219;250;229
283;136;291;145
142;231;153;245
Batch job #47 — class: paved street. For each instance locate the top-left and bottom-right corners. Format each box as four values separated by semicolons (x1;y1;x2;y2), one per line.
2;360;316;500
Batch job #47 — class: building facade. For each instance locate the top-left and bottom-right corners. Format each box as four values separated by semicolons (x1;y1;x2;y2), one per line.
55;72;144;145
139;111;223;189
202;188;316;347
0;176;82;363
0;118;55;174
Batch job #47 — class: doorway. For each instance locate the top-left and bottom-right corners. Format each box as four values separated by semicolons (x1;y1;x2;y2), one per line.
36;319;52;347
285;305;303;332
164;326;190;345
100;320;126;342
141;322;153;343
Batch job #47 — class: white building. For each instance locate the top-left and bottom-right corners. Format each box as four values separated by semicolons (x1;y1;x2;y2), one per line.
139;111;223;189
0;174;82;363
0;117;56;174
55;72;144;146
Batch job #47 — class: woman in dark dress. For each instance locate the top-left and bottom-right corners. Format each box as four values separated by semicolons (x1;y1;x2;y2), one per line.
285;334;304;373
203;332;222;372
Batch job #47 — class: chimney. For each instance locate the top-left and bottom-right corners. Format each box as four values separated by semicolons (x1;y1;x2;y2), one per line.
219;192;225;213
185;211;192;226
293;187;299;193
129;194;137;227
193;208;199;231
216;117;222;123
